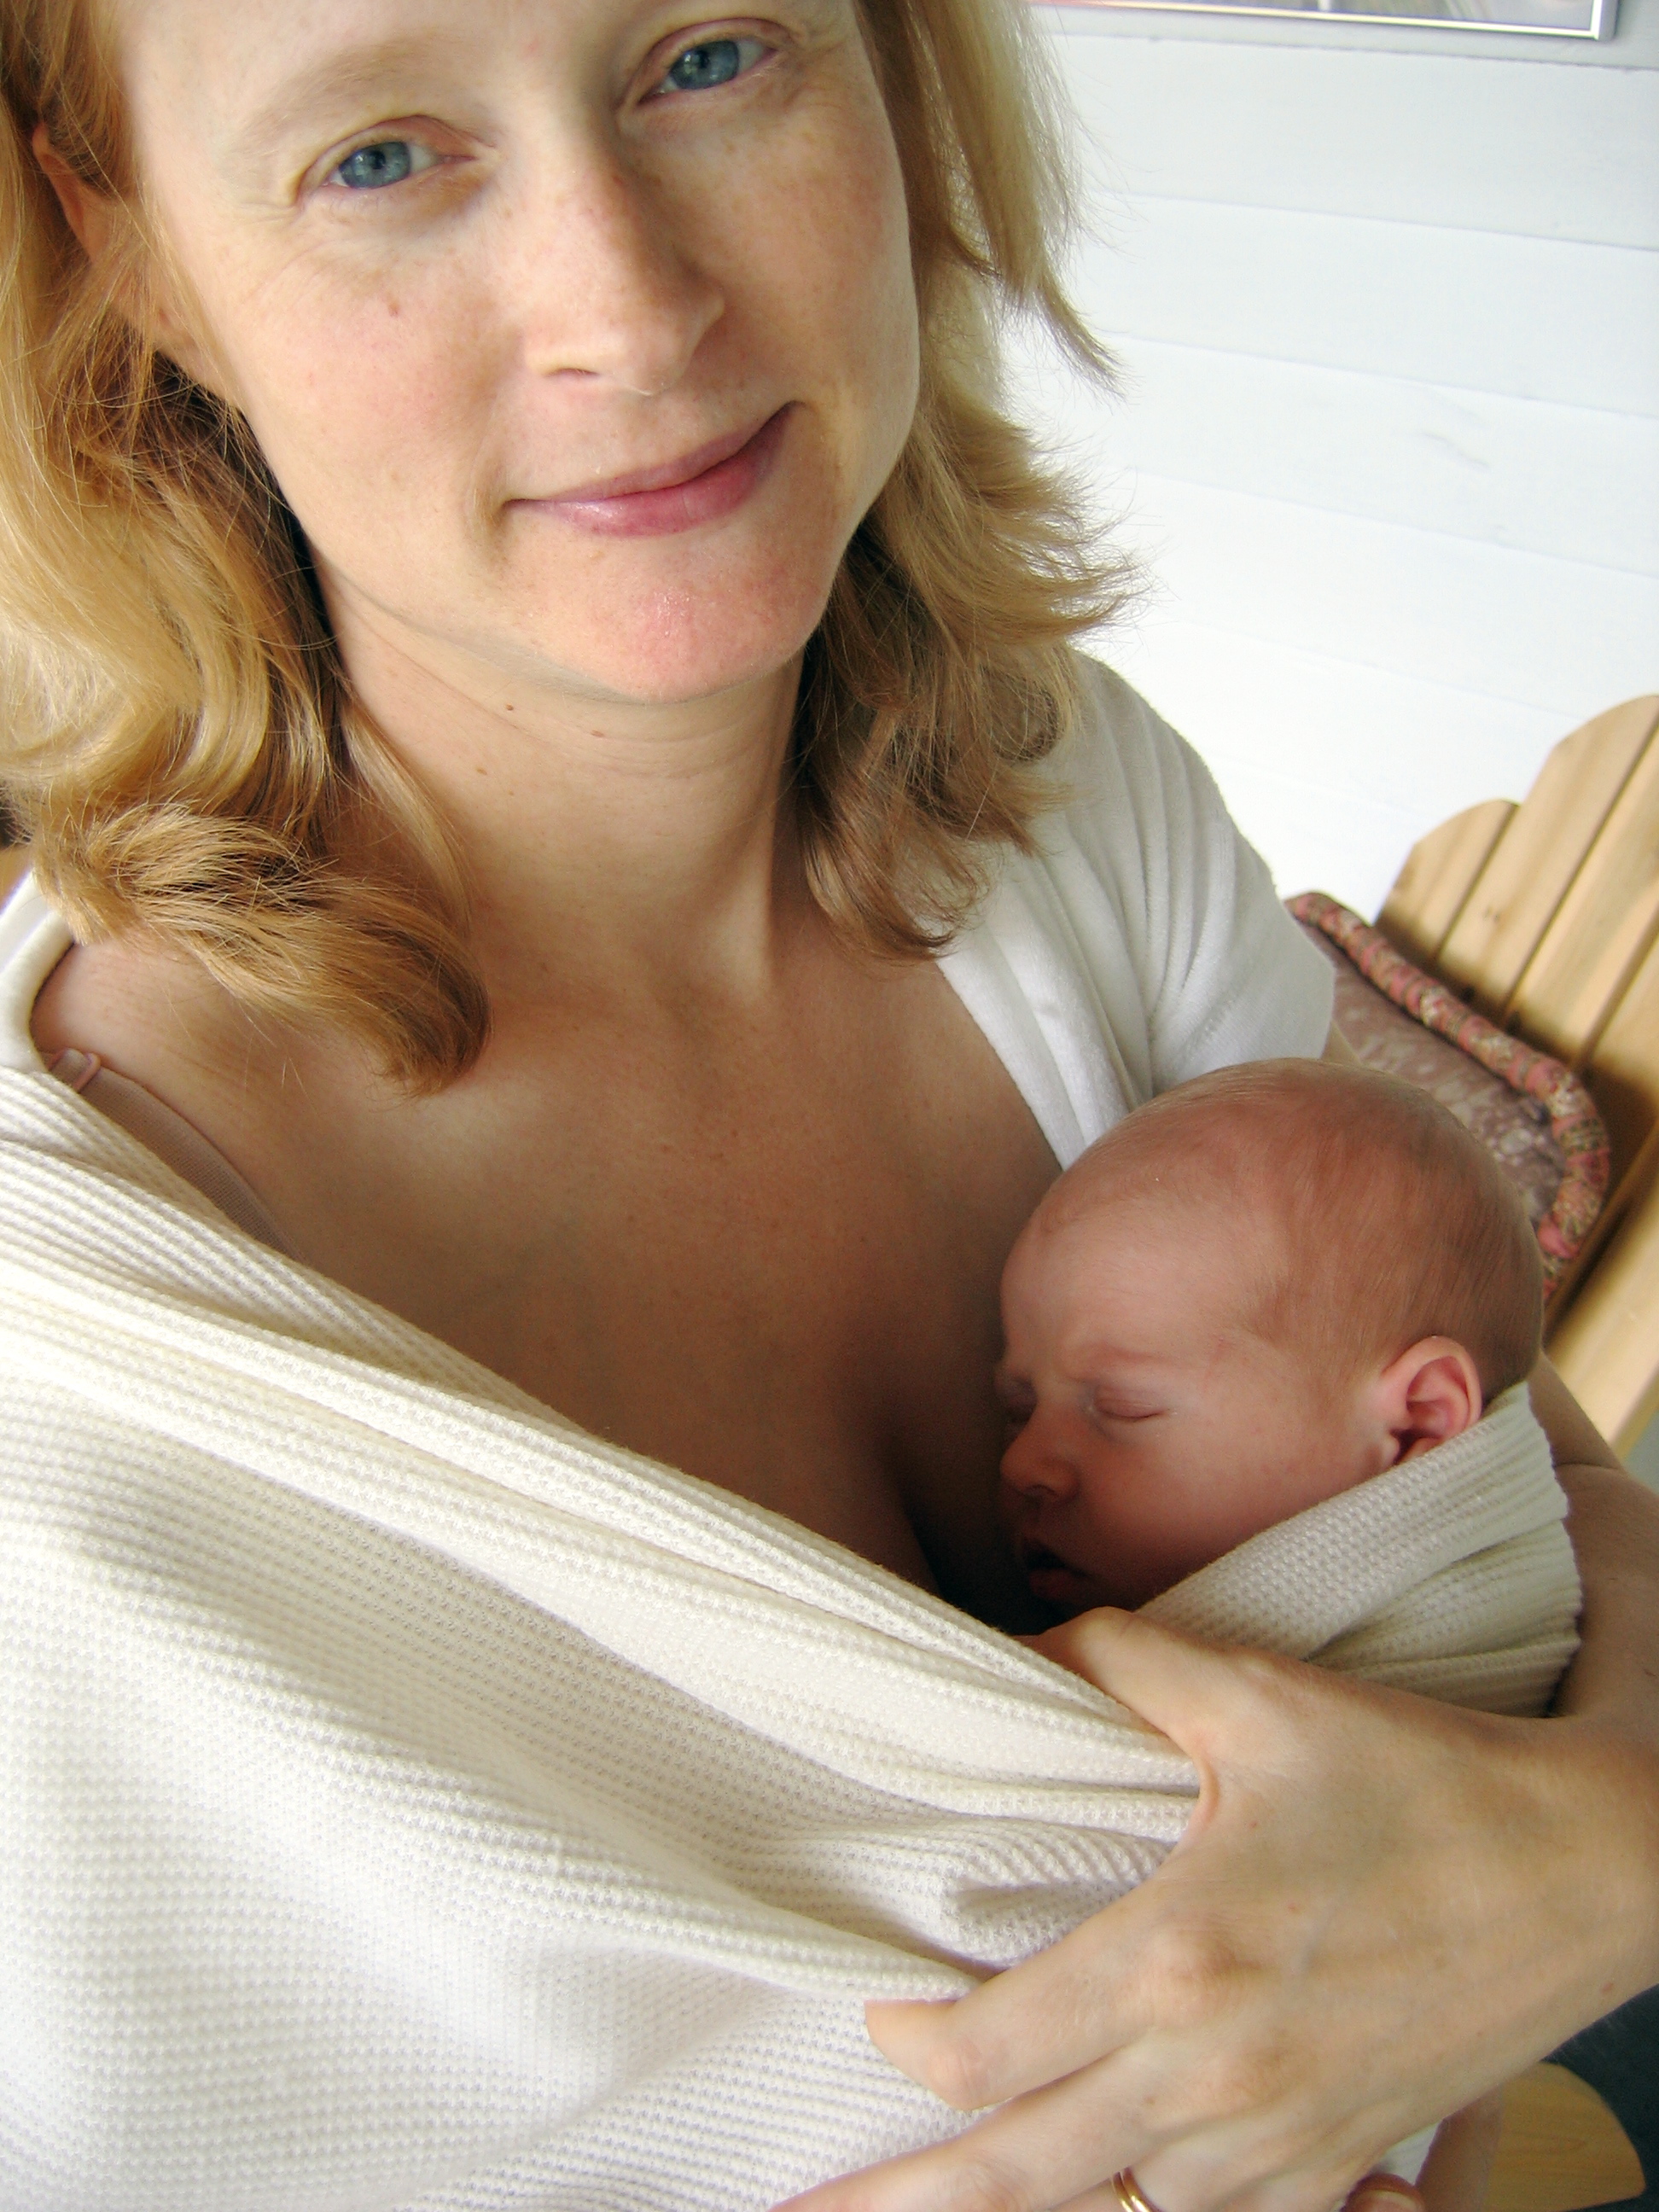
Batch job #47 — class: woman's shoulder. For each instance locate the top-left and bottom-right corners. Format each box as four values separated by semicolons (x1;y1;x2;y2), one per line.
1014;655;1265;943
1001;654;1335;1090
0;866;73;1074
1058;653;1177;764
1039;654;1242;864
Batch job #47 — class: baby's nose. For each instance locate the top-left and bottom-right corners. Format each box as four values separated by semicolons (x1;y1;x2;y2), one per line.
1000;1418;1079;1501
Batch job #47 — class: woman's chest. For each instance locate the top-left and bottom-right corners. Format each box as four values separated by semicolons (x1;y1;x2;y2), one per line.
254;958;1060;1618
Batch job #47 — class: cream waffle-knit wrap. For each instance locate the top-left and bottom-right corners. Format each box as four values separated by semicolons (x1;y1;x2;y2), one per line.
0;1054;1579;2210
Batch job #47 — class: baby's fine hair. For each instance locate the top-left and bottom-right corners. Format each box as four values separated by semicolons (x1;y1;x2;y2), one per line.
1053;1058;1544;1399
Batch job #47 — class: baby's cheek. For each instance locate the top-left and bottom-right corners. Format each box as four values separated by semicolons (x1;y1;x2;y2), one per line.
1079;1445;1251;1597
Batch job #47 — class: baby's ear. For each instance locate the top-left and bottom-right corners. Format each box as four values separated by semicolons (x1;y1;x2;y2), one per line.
1376;1338;1483;1461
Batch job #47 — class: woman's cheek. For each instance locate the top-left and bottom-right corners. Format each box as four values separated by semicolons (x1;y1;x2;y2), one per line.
233;267;499;567
717;81;918;498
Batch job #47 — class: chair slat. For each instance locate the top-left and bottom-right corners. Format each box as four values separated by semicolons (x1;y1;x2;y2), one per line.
1377;799;1515;968
1547;1132;1659;1454
1505;734;1659;1066
1487;2062;1646;2212
1546;933;1659;1348
1580;930;1659;1191
1438;698;1659;1018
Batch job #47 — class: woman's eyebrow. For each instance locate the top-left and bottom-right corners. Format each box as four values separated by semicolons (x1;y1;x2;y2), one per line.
234;34;463;169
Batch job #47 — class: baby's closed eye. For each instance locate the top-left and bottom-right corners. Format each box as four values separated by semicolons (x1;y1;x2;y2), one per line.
992;1371;1039;1447
1090;1396;1166;1426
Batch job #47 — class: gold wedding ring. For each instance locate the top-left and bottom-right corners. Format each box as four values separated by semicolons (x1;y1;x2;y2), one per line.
1111;2168;1166;2212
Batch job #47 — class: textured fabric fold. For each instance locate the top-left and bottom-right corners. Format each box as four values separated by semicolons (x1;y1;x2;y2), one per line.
1143;1384;1580;1714
1;1072;1579;2210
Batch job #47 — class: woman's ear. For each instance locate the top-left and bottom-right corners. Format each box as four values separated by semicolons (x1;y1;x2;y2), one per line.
32;125;119;261
31;123;233;402
1374;1338;1483;1462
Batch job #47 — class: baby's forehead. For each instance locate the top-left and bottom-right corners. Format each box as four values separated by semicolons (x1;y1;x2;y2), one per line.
1046;1072;1407;1232
1040;1119;1282;1236
1023;1115;1321;1322
1026;1157;1285;1313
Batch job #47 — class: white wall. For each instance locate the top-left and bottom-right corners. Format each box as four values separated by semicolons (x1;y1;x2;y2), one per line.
1009;0;1659;917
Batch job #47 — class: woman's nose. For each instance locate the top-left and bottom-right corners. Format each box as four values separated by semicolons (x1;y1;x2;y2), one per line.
516;151;725;398
1000;1417;1079;1503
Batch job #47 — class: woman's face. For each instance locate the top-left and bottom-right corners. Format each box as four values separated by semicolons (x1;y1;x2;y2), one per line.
116;0;920;705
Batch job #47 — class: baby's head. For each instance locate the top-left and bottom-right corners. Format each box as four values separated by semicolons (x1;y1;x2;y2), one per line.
997;1059;1544;1615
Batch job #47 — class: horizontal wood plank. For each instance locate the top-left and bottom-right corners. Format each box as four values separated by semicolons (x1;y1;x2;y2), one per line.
1076;201;1659;416
1022;338;1659;578
1110;475;1659;719
1022;13;1659;958
1051;37;1659;250
1100;618;1567;917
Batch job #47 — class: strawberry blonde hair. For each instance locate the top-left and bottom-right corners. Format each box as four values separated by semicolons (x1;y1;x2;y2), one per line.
0;0;1128;1086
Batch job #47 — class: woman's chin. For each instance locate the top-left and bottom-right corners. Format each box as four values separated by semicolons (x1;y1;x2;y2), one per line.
490;480;850;707
576;630;813;708
499;579;835;709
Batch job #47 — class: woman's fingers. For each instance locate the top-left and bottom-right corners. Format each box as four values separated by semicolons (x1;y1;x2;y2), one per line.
1343;2180;1426;2212
863;1877;1165;2110
774;2056;1153;2212
774;2035;1391;2212
1028;1609;1313;1777
859;1620;1336;2120
805;1618;1630;2212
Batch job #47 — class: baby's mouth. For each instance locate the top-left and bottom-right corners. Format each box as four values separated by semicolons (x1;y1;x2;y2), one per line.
1016;1538;1102;1612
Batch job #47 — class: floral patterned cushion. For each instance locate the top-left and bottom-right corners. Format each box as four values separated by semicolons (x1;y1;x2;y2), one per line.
1289;894;1610;1295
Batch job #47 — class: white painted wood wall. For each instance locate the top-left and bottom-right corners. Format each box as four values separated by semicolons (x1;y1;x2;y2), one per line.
1009;0;1659;922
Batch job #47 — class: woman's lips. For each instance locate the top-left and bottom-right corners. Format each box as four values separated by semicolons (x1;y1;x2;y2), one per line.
528;409;790;539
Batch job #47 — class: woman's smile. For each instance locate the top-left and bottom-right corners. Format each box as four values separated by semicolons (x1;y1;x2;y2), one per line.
522;405;793;538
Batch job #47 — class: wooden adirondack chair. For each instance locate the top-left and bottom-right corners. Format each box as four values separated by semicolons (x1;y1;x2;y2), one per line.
1378;694;1659;1459
1377;696;1659;2212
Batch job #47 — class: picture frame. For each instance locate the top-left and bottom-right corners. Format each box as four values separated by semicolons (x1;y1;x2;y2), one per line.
1051;0;1617;42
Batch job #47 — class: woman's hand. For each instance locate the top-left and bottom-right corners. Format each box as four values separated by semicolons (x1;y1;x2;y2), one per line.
781;1575;1659;2212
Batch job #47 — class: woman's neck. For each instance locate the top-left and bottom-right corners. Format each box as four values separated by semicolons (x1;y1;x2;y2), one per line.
329;585;810;1014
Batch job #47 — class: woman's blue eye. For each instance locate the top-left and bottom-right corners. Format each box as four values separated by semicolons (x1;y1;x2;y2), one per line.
335;141;417;190
661;37;764;94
